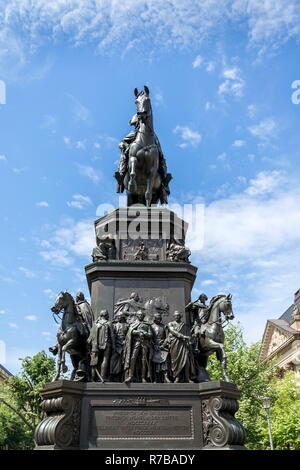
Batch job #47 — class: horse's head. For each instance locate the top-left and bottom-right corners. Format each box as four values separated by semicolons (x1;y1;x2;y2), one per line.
51;291;73;314
220;293;234;321
134;86;152;123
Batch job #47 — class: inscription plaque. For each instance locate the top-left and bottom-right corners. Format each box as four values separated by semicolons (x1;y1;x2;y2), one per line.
90;407;193;441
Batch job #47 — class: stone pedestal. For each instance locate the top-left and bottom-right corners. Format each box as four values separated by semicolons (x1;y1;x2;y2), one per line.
86;207;197;324
34;381;246;450
86;261;197;324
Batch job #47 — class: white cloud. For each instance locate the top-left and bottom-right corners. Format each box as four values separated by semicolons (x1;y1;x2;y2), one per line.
205;101;215;111
67;194;92;210
247;104;257;118
0;154;7;161
42;331;51;336
43;289;55;298
36;201;49;207
75;140;86;150
2;1;298;60
40;249;73;266
192;55;203;68
18;266;36;278
206;61;216;72
154;90;164;107
8;323;17;328
77;164;101;183
25;315;37;321
40;114;56;129
218;66;245;98
0;310;5;314
188;171;298;260
53;219;94;258
39;218;94;267
248;117;278;141
67;94;90;122
201;279;216;286
232;139;246;148
217;152;227;160
245;170;284;196
173;125;202;148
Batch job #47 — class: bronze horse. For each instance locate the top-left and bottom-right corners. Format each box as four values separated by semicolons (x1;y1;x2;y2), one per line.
192;294;234;382
50;291;87;381
124;86;163;206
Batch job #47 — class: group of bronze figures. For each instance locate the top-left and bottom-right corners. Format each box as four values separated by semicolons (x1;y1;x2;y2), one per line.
49;290;234;384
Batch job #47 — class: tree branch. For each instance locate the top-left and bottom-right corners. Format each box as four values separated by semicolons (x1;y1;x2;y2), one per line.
0;398;35;432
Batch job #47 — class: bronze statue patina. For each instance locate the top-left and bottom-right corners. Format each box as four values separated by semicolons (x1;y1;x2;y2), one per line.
110;312;129;382
166;239;191;263
76;292;94;335
124;310;152;383
186;293;209;325
150;313;170;383
50;291;88;381
166;311;195;383
114;292;144;322
87;309;115;382
114;86;172;206
92;234;116;262
190;294;234;382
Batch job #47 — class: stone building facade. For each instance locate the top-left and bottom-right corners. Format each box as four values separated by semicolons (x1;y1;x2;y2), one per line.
260;289;300;378
0;364;12;385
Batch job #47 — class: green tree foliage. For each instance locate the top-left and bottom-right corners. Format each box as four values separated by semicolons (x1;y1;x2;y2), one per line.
258;372;300;450
0;350;55;449
207;322;278;449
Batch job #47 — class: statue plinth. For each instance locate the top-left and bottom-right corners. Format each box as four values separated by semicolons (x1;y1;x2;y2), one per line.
35;381;246;450
87;207;197;324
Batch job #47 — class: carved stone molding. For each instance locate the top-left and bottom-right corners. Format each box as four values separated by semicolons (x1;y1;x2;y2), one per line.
34;394;81;449
201;396;246;448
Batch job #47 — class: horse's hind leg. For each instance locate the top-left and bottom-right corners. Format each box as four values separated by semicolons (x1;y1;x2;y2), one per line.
216;346;230;382
53;347;62;381
128;152;138;192
145;151;158;206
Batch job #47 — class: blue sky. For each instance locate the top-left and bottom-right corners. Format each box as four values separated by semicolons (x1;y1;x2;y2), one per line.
1;0;300;373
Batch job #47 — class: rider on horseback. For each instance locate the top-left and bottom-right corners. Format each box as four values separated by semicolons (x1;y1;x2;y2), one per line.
115;113;171;203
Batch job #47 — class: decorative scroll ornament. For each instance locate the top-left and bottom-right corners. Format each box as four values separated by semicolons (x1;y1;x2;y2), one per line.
201;397;246;448
34;395;81;449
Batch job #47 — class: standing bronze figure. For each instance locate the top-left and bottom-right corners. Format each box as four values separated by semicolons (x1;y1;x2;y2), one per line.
150;313;170;383
87;309;115;382
110;312;129;382
166;311;195;383
124;310;152;383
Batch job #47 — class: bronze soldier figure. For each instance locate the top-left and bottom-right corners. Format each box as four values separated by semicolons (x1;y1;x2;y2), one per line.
151;313;170;383
76;292;94;336
123;310;152;383
186;293;209;326
87;309;115;382
110;312;129;382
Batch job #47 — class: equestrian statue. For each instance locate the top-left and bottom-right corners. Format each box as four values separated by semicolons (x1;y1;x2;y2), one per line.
114;86;172;206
